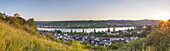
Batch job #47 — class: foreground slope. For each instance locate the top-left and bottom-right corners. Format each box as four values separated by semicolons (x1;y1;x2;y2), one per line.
0;21;86;51
0;21;62;50
0;13;87;51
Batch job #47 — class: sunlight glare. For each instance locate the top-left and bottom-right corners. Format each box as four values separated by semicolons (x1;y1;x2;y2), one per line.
155;13;170;21
162;17;169;21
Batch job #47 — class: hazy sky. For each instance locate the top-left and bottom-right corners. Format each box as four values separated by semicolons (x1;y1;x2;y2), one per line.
1;0;170;21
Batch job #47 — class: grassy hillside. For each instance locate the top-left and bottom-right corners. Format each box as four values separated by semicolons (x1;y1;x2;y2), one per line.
0;20;87;51
0;13;86;51
120;20;170;51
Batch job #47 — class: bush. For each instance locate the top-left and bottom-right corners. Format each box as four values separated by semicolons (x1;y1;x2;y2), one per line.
45;32;52;39
108;44;119;50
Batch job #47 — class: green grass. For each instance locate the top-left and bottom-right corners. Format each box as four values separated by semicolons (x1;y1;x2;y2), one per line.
0;21;86;51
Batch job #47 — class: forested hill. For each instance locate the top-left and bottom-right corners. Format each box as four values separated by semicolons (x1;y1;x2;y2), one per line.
35;20;161;28
0;13;86;51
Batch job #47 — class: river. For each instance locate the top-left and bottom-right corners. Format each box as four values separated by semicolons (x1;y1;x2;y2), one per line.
37;27;134;33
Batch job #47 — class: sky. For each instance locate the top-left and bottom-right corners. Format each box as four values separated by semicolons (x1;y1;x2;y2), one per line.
1;0;170;21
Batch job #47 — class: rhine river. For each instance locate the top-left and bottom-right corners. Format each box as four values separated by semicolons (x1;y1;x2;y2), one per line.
37;27;134;33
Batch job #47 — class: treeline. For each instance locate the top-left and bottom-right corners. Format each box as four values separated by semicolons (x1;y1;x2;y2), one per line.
0;13;40;36
39;21;111;28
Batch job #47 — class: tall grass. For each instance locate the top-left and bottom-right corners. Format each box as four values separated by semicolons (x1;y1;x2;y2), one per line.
0;21;86;51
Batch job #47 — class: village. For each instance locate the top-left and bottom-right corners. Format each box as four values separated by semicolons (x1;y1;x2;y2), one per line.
39;25;150;47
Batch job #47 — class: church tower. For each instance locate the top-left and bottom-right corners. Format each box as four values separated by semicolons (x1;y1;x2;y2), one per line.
14;11;20;18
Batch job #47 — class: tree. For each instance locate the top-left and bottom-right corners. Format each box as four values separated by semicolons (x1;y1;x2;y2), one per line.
70;29;73;33
108;44;119;50
45;32;52;39
74;31;77;34
84;44;92;49
94;29;96;33
27;18;35;24
92;46;106;50
82;28;84;33
65;41;72;46
92;46;99;50
54;39;61;43
113;27;115;31
108;28;110;32
99;46;107;50
27;18;35;26
0;13;4;20
56;30;62;33
82;41;89;45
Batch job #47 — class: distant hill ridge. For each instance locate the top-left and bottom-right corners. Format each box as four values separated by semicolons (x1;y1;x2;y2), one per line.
35;20;161;28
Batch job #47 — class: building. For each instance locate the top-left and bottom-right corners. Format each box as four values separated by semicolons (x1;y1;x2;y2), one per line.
14;12;20;18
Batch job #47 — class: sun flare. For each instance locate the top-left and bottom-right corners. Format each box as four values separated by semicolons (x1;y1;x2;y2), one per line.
155;13;170;21
160;17;169;21
156;16;169;21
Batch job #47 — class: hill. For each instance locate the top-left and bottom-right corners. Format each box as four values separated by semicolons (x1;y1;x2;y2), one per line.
121;20;170;51
0;13;86;51
35;20;161;28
